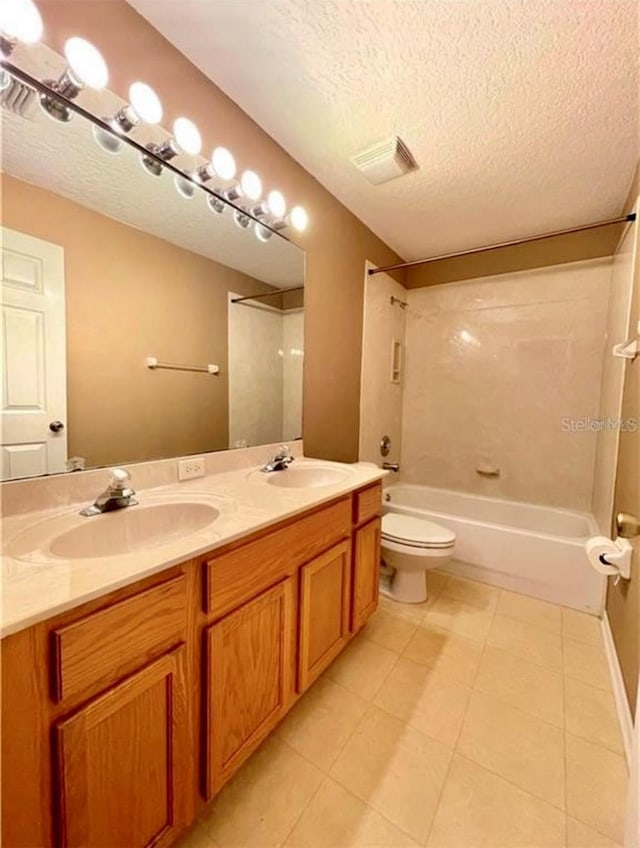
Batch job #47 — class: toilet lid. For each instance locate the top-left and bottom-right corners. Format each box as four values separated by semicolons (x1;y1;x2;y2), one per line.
382;513;455;547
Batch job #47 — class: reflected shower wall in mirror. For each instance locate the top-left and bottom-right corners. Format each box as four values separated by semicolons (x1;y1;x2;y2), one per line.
0;53;305;481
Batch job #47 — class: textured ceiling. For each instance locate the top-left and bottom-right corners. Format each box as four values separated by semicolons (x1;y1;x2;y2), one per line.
1;43;304;289
129;0;638;261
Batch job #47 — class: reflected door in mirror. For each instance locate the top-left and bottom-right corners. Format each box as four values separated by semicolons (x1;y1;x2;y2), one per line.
1;228;67;480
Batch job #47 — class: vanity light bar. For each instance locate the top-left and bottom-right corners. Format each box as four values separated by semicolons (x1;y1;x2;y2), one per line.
3;4;310;236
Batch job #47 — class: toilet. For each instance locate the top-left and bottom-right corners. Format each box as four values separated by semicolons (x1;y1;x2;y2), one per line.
380;512;456;603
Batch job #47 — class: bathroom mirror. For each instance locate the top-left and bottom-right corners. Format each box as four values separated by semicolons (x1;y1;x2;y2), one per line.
0;71;305;481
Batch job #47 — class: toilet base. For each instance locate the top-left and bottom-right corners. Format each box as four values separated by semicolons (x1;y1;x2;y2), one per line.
380;567;428;604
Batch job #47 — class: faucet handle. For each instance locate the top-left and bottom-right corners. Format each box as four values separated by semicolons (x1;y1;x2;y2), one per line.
108;467;131;490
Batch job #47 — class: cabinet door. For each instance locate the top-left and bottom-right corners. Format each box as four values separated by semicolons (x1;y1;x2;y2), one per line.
55;648;189;848
352;517;381;633
205;579;294;798
298;540;351;692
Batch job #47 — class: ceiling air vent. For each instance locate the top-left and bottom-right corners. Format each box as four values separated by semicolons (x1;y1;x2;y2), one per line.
350;135;418;185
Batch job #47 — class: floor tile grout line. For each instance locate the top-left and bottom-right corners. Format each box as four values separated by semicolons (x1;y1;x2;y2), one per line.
323;766;423;847
470;676;566;732
421;745;456;847
422;594;496;847
564;727;628;761
451;750;569;816
276;770;328;848
323;645;404;774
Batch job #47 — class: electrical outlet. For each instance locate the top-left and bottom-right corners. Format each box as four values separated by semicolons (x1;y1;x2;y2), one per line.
178;457;205;480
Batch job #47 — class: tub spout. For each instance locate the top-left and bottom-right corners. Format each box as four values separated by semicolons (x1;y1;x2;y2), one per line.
383;462;400;472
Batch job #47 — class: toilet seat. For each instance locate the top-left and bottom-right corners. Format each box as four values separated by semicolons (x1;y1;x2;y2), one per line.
382;513;455;550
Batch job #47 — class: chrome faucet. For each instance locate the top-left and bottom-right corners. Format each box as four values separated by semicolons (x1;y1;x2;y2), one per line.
80;468;138;516
261;445;294;473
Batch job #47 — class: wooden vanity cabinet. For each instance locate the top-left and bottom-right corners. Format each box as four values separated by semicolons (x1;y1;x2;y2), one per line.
55;647;188;848
298;540;352;691
1;481;382;848
1;566;193;848
204;578;295;797
352;517;382;633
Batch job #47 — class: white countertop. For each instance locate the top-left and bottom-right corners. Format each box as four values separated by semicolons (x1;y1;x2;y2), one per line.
1;459;386;638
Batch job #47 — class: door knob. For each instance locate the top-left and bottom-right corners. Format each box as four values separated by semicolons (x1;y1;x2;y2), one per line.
49;420;65;433
616;512;640;539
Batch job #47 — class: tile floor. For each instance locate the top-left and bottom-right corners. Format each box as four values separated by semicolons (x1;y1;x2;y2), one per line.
177;573;628;848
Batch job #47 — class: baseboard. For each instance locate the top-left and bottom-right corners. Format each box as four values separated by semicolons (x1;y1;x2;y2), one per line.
601;612;633;769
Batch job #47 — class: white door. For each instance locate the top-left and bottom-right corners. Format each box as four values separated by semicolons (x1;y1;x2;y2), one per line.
1;227;67;480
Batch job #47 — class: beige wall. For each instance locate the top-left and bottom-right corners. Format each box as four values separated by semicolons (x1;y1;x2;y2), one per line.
2;173;277;468
37;0;403;463
607;165;640;715
399;259;611;510
405;223;624;288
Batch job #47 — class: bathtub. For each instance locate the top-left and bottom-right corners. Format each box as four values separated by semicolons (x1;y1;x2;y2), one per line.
383;484;604;614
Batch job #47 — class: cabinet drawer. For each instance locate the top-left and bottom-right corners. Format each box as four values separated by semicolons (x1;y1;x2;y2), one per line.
51;575;187;703
354;483;382;526
205;498;351;619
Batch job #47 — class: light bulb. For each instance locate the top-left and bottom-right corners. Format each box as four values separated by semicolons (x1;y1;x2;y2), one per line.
289;205;308;232
240;170;262;202
173;117;201;156
129;81;162;125
0;0;43;45
64;37;108;89
255;224;272;243
267;190;286;219
212;146;236;181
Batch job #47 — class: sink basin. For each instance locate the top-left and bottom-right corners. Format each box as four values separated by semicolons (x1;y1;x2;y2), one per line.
8;501;220;561
264;465;350;489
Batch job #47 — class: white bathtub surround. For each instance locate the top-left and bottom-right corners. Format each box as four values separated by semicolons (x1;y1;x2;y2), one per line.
400;258;612;511
383;483;604;614
228;296;285;447
1;457;385;637
591;210;637;533
359;263;407;467
282;309;304;441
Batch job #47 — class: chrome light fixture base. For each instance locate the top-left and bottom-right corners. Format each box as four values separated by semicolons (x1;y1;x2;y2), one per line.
92;124;123;154
39;81;73;122
207;195;225;214
233;210;251;230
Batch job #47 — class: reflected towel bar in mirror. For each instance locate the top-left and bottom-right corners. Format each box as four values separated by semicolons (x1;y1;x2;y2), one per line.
145;357;220;375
